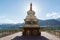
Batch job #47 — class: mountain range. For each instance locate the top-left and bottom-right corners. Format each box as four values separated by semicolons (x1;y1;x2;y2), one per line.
39;19;60;26
0;18;60;29
56;18;60;21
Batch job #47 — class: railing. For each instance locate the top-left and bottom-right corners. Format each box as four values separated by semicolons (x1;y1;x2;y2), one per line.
46;30;60;38
40;27;60;38
0;29;20;38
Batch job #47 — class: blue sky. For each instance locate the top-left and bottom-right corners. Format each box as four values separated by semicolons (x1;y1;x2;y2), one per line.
0;0;60;24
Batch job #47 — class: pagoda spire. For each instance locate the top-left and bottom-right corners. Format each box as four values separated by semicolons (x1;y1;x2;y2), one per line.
30;3;32;11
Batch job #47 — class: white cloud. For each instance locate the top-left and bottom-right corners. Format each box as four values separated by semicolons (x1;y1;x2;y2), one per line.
46;12;60;19
4;19;19;24
0;16;19;24
0;19;19;24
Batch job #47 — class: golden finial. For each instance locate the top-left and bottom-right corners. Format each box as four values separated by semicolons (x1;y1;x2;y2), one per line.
30;3;32;11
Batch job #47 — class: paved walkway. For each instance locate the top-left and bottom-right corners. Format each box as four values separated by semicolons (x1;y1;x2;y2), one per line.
41;32;60;40
0;32;60;40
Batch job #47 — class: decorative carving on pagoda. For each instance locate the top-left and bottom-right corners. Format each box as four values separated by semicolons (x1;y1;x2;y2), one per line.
22;3;41;36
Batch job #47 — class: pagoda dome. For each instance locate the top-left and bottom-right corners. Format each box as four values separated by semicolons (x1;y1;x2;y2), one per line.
27;10;35;15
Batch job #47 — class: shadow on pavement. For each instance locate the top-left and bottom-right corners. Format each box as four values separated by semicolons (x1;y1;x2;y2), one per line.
11;36;49;40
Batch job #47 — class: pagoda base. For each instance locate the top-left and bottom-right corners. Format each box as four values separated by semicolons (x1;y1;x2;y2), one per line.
22;27;41;36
